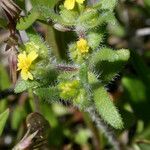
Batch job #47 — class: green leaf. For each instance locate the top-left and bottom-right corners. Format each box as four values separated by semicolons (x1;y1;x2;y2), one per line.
99;0;118;10
30;0;58;8
11;106;26;130
144;0;150;8
14;80;40;93
130;50;150;85
138;143;150;150
122;77;147;103
17;9;40;30
40;103;58;128
26;28;49;58
137;123;150;140
93;86;123;129
34;87;60;103
122;76;150;122
90;48;130;83
0;65;10;90
77;9;100;29
74;129;91;145
87;31;103;50
91;48;130;63
60;7;78;26
0;109;9;135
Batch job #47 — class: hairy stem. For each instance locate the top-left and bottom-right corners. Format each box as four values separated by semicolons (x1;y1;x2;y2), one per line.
85;106;120;150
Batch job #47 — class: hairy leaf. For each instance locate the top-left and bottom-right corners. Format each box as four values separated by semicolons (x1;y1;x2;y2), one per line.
15;80;40;93
17;9;40;30
99;0;118;10
34;87;60;103
94;86;123;129
90;48;130;83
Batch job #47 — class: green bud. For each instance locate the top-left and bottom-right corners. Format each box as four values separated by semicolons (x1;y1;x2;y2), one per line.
58;80;80;100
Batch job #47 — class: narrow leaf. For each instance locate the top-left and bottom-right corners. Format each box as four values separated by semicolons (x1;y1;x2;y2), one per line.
93;86;123;129
17;10;40;30
0;109;9;135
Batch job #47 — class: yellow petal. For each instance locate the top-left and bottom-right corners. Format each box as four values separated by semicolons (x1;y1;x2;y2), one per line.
21;70;33;80
18;51;26;61
27;72;33;80
76;0;85;4
17;63;22;71
64;0;75;10
27;51;38;63
21;70;28;80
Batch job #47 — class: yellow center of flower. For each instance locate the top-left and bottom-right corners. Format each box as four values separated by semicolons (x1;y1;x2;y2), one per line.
77;38;89;54
17;51;38;80
64;0;85;10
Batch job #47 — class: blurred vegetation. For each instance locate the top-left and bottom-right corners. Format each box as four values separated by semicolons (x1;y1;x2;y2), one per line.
0;0;150;150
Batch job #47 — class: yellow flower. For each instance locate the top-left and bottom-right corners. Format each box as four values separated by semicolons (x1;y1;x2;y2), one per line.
77;38;89;54
17;51;38;80
64;0;85;10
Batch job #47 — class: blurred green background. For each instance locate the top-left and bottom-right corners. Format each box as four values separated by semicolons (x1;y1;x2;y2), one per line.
0;0;150;149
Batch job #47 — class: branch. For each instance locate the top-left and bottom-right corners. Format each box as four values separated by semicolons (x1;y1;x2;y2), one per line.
56;64;78;72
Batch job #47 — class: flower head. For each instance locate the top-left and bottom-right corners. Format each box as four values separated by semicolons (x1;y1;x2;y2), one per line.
64;0;85;10
77;38;89;54
17;51;38;80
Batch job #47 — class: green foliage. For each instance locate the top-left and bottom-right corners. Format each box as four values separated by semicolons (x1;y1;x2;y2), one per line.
87;32;103;50
90;48;130;83
0;109;9;135
122;76;150;122
60;6;78;26
130;50;150;84
13;0;130;132
0;65;10;90
94;86;123;129
3;0;150;149
30;0;58;8
99;0;118;10
17;9;40;30
91;48;130;63
34;87;60;103
26;28;49;58
74;129;91;145
15;80;40;93
11;106;27;130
